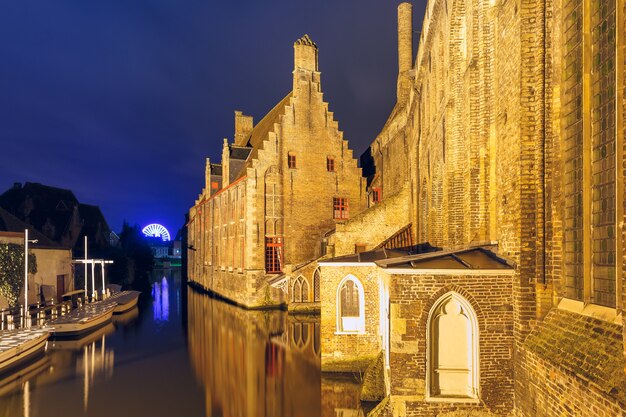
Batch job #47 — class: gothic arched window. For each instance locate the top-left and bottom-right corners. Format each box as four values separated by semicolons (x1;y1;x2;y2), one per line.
427;292;479;400
336;275;365;333
292;276;309;303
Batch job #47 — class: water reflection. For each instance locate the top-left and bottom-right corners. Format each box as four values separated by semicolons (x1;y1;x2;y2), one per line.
186;286;321;417
152;277;170;322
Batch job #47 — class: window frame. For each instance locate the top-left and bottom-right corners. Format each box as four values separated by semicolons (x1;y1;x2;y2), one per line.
425;292;479;402
288;153;297;169
335;275;365;334
327;156;335;172
333;197;349;220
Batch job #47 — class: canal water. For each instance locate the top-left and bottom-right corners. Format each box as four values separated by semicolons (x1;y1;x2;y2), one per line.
0;270;366;417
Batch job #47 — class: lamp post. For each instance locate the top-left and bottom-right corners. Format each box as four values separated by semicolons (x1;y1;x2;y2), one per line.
24;229;38;328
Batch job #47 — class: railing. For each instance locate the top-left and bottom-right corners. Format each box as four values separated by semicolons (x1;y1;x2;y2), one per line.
0;299;74;330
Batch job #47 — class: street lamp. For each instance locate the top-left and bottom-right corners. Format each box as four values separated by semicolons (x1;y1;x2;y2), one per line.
24;229;38;328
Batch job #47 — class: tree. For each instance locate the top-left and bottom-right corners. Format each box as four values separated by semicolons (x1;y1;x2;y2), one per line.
0;243;37;309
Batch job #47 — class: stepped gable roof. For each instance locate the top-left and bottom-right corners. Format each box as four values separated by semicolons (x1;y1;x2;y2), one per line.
322;243;515;271
245;93;292;158
0;207;60;248
295;34;317;49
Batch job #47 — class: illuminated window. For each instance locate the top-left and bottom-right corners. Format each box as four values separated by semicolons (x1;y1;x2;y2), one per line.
211;181;219;190
333;197;348;220
428;292;479;400
327;157;335;172
336;275;365;333
372;188;382;203
288;153;297;169
562;0;618;307
265;237;283;273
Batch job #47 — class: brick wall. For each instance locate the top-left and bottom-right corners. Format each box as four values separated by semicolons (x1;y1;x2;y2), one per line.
388;272;515;416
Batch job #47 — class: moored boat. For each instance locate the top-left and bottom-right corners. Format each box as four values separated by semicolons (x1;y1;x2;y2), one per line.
47;303;115;338
0;327;50;376
107;290;141;314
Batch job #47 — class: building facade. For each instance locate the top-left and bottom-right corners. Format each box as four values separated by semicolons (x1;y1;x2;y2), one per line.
187;35;366;308
319;0;626;416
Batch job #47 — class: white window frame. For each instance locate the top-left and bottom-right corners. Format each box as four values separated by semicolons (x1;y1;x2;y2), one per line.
335;275;366;334
425;291;480;402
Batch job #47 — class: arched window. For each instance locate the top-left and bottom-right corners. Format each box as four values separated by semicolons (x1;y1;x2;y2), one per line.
313;268;320;302
292;276;309;303
336;275;365;333
427;292;479;400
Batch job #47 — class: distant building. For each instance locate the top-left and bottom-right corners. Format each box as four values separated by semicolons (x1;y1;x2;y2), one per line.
0;182;115;254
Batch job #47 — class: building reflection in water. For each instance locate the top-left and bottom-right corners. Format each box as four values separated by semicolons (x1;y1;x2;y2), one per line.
152;276;170;322
186;286;321;417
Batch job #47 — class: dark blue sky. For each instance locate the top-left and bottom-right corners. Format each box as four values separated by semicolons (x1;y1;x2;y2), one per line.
0;1;425;236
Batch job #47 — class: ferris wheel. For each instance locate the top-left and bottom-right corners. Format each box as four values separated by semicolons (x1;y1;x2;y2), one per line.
142;223;171;241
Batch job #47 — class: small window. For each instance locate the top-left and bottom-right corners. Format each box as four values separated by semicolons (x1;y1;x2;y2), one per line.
327;157;335;172
288;153;297;169
372;188;381;203
333;197;349;220
355;244;367;253
265;237;283;273
336;276;365;333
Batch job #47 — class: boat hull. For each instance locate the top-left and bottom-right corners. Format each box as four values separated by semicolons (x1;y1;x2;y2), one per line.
49;308;114;339
0;331;49;377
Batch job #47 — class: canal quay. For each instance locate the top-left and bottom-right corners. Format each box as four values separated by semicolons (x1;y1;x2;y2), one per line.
0;269;368;417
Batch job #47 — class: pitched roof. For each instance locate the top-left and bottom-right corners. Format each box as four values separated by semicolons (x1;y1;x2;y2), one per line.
245;93;292;157
322;243;515;271
0;207;60;248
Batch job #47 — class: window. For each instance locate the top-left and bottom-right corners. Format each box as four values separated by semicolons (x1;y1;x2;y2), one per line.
313;268;320;302
327;157;335;172
428;292;478;400
288;153;297;169
265;237;283;273
562;0;618;307
292;276;309;303
372;188;382;203
355;244;367;253
336;275;365;333
211;181;219;190
333;197;349;220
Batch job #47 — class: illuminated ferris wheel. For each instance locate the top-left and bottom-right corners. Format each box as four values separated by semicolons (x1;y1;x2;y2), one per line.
142;223;171;241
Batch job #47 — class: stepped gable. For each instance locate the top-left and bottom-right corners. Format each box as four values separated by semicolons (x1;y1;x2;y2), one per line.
294;34;317;49
243;93;292;162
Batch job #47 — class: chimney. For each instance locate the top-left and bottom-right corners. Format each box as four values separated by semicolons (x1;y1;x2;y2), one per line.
293;34;318;92
204;158;211;193
397;2;413;100
234;111;253;146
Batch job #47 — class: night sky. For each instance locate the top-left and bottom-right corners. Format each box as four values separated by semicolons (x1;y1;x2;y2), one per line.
0;1;425;237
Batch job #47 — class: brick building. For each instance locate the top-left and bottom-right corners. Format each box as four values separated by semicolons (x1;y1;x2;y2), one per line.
187;35;366;308
319;0;626;416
